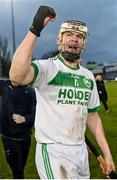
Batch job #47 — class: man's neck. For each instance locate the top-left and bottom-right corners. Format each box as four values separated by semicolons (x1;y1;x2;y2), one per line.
63;59;78;68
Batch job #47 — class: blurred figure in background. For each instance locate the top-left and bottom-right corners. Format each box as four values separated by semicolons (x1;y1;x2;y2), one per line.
95;74;110;113
0;78;36;179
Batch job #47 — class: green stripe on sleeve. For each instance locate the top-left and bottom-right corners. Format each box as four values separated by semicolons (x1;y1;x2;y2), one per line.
88;106;100;112
31;62;39;84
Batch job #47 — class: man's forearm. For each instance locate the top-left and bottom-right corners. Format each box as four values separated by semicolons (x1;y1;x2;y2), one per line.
9;31;37;84
95;131;112;159
87;112;112;158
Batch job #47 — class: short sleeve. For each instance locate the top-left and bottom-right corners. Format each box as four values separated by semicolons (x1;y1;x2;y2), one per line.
88;78;100;112
31;59;57;89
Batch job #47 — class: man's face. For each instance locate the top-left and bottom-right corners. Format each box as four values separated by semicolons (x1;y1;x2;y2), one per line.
58;31;85;55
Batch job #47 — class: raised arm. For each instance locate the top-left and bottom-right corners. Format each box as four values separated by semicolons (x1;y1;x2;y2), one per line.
9;6;56;85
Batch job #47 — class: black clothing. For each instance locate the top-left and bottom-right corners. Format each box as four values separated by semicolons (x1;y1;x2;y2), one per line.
96;80;109;111
2;136;31;179
0;79;36;178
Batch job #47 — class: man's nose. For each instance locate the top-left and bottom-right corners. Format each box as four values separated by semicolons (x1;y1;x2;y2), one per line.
72;34;78;41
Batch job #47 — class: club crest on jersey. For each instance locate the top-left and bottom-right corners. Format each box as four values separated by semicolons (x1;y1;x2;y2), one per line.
83;77;92;88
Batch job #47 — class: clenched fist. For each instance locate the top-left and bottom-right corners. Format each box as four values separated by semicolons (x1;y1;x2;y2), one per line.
30;5;56;37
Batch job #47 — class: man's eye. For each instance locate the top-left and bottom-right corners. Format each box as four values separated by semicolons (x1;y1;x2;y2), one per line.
77;35;84;39
66;33;71;36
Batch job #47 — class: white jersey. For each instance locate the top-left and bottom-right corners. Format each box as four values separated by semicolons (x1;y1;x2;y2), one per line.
32;54;100;145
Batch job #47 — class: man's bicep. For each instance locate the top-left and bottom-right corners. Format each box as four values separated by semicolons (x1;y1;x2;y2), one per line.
21;66;34;85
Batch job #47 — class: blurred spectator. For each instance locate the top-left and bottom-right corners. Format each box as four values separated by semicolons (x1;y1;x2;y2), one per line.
0;78;36;179
115;76;117;81
95;74;110;113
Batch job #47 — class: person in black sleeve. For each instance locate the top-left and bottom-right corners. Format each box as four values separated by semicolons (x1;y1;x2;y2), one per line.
95;74;110;113
0;78;36;179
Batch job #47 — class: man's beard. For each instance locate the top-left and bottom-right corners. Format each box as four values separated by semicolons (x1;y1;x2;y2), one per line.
60;51;80;62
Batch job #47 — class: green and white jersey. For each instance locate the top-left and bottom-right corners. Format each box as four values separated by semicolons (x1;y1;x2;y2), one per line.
32;54;100;145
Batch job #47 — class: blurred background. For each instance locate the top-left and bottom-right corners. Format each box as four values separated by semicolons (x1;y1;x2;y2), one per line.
0;0;117;80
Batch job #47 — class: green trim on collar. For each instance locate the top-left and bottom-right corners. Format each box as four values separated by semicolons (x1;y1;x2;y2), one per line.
57;53;80;70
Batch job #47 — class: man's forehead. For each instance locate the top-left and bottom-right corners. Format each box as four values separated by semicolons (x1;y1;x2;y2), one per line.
64;30;85;37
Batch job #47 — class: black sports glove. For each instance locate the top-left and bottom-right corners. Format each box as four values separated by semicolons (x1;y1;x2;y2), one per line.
30;6;56;37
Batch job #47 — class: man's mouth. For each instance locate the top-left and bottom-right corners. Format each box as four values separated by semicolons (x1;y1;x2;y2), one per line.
68;44;78;50
66;44;81;53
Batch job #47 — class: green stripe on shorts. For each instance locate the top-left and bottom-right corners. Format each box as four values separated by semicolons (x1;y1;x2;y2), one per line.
42;144;54;179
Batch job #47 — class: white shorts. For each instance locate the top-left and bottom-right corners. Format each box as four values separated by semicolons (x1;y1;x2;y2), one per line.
35;142;90;179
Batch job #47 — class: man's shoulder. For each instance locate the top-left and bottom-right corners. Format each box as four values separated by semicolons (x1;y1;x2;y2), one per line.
80;65;93;75
32;54;60;66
